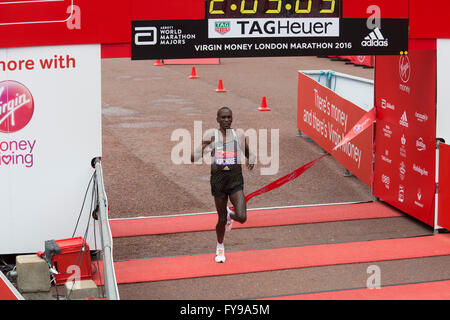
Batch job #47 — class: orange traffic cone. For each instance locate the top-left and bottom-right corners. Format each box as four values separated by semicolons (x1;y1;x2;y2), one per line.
153;59;163;66
189;66;199;79
258;96;271;111
215;79;227;92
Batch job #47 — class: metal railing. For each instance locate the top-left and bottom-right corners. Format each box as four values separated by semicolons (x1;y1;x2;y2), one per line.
92;157;120;300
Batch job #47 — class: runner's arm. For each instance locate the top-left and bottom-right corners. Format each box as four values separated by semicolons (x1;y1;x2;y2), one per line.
191;136;214;163
245;136;255;170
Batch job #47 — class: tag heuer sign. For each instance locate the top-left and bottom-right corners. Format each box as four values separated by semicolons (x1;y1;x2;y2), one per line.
215;21;230;35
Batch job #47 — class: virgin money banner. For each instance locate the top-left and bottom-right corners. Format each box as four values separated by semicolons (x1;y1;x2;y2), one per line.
297;72;373;187
0;44;101;254
373;50;437;227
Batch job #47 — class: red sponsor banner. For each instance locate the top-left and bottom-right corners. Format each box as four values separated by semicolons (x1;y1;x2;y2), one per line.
0;0;107;48
101;43;131;59
1;0;447;51
297;72;374;187
342;0;408;19
410;0;450;39
0;0;412;51
373;50;436;226
0;0;73;25
438;143;450;230
351;56;374;67
335;56;374;67
0;0;204;49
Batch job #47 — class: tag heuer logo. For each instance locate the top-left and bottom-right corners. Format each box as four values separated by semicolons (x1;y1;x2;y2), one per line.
215;22;230;35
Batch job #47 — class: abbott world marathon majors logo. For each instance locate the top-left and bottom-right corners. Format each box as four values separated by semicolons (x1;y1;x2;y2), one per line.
0;80;36;168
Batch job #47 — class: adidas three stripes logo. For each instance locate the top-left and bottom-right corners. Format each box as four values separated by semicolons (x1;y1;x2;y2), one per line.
361;27;389;47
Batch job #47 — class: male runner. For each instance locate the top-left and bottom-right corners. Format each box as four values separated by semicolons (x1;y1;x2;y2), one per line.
191;107;254;263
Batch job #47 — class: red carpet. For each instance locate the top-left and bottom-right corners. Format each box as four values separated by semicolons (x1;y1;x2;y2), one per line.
262;280;450;300
109;234;450;284
109;201;403;238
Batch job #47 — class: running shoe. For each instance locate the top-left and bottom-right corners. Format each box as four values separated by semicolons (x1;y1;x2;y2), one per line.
225;207;233;232
215;245;226;263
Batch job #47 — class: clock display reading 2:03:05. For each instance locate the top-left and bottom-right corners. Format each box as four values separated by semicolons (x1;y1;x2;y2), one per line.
207;0;340;18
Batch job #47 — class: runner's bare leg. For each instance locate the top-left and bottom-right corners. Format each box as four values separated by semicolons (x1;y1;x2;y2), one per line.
214;196;228;244
229;190;247;224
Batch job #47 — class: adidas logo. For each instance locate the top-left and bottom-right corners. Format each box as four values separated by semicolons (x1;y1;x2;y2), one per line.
399;111;409;127
361;27;388;47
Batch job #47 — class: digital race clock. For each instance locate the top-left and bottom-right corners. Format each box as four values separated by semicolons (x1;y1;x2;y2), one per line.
207;0;340;19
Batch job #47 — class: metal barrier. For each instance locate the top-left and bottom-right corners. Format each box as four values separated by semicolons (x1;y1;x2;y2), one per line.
93;158;120;300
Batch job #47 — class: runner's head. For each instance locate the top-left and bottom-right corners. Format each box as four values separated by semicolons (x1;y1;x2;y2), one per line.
217;107;232;130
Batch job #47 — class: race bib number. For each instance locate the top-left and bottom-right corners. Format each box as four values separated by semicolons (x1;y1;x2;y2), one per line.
215;150;237;166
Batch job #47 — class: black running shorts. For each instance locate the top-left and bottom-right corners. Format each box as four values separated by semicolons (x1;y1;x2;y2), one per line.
210;170;244;198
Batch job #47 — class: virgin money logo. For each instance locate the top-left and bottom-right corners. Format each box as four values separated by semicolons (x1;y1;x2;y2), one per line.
399;55;411;83
0;80;34;133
